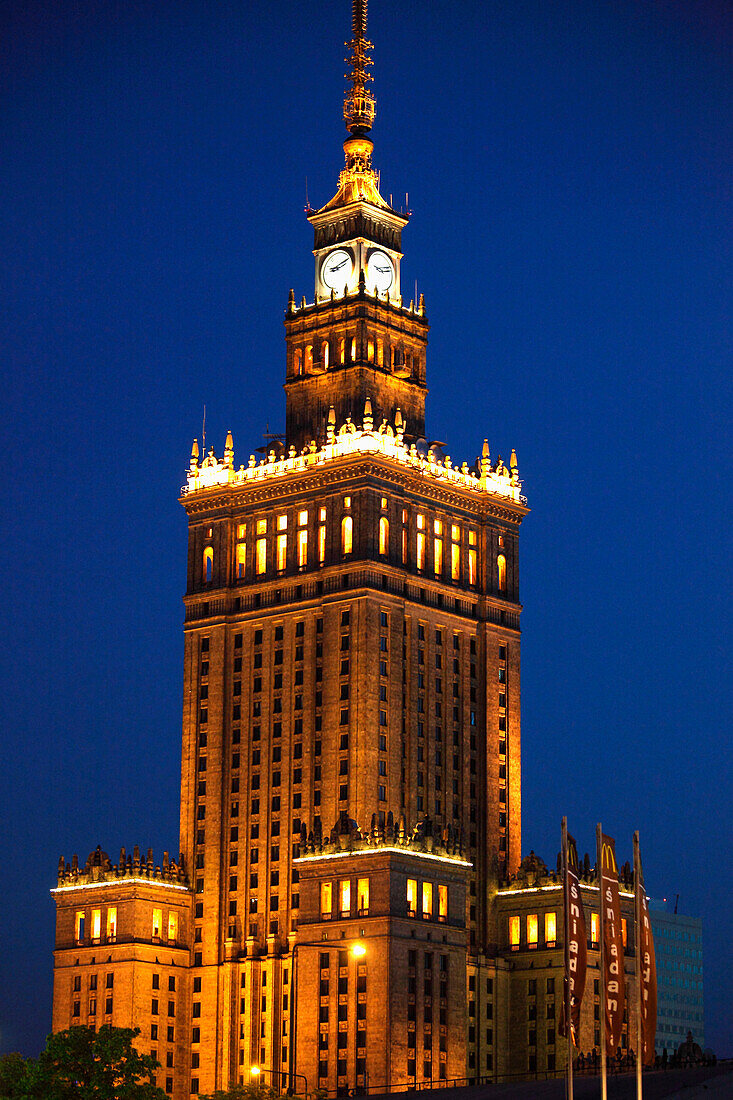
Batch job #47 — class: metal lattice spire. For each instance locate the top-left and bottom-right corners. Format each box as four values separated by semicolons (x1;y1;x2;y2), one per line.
344;0;375;134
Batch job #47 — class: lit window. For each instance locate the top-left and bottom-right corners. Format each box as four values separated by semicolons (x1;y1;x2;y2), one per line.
256;519;267;535
277;514;287;531
379;516;389;555
277;533;287;572
294;349;303;375
545;911;556;946
434;519;442;535
321;341;329;369
406;879;417;916
422;882;433;919
237;524;246;540
304;345;313;371
344;496;351;509
319;507;326;522
320;881;332;920
451;527;460;580
339;338;345;365
401;526;408;564
298;511;308;527
107;907;117;940
319;524;326;565
434;535;443;575
367;339;374;362
416;516;425;571
75;911;85;943
168;912;178;942
497;553;506;592
591;912;599;944
350;337;356;360
203;546;213;584
91;908;101;942
468;532;477;586
152;908;162;940
357;878;370;915
438;884;448;922
236;542;246;579
509;915;520;950
256;537;266;575
381;497;387;510
527;914;538;948
339;880;351;917
341;516;353;555
298;529;308;569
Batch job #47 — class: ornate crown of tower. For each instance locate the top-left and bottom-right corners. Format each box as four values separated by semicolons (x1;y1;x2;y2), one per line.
283;0;428;452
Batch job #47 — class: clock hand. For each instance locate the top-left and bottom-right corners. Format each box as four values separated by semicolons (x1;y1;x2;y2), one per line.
329;258;349;272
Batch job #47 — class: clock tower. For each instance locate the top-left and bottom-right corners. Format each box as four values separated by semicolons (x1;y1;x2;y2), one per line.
284;3;428;452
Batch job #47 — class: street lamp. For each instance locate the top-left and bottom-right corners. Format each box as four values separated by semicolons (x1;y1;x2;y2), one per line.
250;1066;261;1078
290;939;367;1095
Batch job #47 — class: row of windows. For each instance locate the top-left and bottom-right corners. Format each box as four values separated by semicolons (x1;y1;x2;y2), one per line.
292;337;419;375
508;912;628;950
73;906;178;945
200;505;508;590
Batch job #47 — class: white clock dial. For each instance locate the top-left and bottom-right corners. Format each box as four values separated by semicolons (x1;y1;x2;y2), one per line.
366;250;394;294
321;249;354;291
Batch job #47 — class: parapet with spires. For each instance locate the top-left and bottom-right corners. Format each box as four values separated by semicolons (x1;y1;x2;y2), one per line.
55;843;188;888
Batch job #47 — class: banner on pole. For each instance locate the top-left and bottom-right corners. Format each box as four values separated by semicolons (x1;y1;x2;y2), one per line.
636;849;658;1065
559;832;587;1045
600;833;625;1055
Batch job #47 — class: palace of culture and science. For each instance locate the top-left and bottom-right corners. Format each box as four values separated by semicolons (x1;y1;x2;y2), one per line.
50;5;627;1096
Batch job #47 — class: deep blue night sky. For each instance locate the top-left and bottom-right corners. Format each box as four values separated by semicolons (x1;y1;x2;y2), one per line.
1;0;730;1059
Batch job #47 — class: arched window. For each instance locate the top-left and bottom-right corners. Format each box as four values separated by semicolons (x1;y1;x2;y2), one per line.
304;345;313;371
203;546;213;584
350;337;356;361
341;516;353;556
377;338;384;368
321;341;330;369
379;516;389;556
367;338;374;363
339;337;345;365
294;348;303;376
497;553;507;592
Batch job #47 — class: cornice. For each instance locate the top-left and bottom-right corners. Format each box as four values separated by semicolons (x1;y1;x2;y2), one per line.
181;452;527;524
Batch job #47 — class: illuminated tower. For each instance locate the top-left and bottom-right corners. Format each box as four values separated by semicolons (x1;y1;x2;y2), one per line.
51;5;527;1096
179;3;527;1091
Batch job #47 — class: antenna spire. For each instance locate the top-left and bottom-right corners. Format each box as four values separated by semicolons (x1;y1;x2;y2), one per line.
344;0;375;135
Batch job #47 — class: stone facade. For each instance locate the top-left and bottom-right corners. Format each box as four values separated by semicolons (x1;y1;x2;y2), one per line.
51;847;193;1100
492;852;639;1079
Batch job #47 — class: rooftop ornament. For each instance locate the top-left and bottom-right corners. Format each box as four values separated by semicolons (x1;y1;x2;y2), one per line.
183;403;525;504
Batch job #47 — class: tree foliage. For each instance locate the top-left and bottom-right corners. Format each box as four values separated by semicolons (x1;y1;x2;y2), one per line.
0;1027;167;1100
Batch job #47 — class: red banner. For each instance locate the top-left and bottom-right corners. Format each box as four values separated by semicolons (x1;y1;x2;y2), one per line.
600;834;625;1055
560;832;587;1045
637;859;658;1065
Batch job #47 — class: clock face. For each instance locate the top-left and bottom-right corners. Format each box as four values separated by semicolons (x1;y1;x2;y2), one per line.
366;250;395;294
321;249;354;291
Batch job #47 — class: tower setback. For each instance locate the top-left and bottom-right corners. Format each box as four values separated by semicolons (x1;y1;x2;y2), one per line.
51;5;527;1095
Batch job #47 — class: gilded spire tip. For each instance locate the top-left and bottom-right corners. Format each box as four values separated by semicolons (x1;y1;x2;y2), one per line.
344;0;375;136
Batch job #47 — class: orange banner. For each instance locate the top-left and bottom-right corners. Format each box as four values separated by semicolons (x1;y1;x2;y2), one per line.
600;834;625;1054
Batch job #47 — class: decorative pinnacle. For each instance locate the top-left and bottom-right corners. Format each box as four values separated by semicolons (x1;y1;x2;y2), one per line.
344;0;375;135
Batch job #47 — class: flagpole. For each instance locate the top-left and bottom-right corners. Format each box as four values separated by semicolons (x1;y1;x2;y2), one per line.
562;817;574;1100
634;831;643;1100
597;823;607;1100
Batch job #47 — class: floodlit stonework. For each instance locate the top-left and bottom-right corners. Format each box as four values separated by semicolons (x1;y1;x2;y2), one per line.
51;5;531;1095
